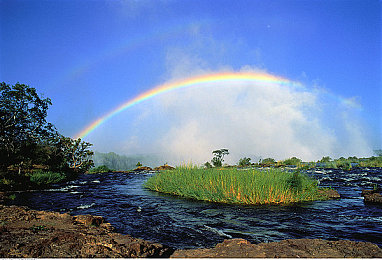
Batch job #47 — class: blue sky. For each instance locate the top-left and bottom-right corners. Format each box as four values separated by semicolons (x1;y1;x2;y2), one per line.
1;0;381;163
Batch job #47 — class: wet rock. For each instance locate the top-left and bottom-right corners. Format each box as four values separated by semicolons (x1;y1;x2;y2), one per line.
0;205;173;257
362;189;382;204
171;238;382;258
154;165;175;171
318;188;340;199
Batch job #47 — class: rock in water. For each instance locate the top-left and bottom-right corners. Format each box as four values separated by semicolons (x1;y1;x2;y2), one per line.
362;189;382;204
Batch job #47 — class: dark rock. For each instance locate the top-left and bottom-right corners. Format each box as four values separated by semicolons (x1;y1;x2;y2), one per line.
362;189;382;204
171;238;382;258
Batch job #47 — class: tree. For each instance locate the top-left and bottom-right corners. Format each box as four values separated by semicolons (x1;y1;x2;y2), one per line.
283;157;302;166
136;162;142;167
59;136;94;173
238;157;251;167
319;156;332;163
0;82;55;173
261;158;275;165
211;149;229;167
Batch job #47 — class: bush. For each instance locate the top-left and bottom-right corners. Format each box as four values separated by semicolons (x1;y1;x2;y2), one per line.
29;170;66;185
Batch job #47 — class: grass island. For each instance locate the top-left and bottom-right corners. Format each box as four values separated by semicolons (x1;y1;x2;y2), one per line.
144;166;332;205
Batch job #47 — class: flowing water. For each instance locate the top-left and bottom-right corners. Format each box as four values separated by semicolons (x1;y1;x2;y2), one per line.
7;168;382;249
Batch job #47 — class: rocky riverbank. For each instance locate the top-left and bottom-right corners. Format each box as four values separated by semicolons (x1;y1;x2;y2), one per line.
1;204;381;258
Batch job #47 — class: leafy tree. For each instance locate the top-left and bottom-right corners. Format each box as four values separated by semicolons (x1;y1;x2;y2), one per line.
211;149;229;167
261;158;275;165
59;136;94;173
238;157;251;167
283;157;302;166
319;156;332;163
0;82;55;173
136;162;142;167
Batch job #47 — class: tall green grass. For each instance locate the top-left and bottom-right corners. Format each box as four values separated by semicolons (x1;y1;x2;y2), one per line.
144;166;326;205
29;170;66;185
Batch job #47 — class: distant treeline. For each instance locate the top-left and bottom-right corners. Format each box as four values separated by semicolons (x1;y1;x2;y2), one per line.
92;151;164;171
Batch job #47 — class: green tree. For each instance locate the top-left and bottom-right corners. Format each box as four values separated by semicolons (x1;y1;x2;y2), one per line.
261;158;276;165
0;82;56;174
283;157;302;166
59;136;94;173
238;157;251;167
319;156;332;163
136;162;142;167
211;149;229;167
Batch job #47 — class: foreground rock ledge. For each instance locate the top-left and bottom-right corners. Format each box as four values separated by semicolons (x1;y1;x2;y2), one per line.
1;205;381;258
0;205;173;257
172;238;382;258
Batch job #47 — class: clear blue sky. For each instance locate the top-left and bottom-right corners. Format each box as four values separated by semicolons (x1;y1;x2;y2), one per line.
1;0;381;161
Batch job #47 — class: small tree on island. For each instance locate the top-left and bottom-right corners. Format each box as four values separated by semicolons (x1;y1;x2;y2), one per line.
211;149;229;167
136;162;142;167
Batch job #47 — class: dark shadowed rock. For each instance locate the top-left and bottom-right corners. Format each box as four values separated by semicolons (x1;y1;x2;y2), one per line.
362;189;382;204
171;238;382;258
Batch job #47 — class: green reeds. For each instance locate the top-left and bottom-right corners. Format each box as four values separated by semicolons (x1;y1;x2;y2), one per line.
144;166;326;205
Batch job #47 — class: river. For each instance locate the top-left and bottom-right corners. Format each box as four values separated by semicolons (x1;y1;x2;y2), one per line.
6;167;382;249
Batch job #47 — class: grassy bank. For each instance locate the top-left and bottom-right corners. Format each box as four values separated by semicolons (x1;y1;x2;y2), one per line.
144;166;327;205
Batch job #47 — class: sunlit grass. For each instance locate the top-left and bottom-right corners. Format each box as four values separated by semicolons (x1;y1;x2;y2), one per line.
144;166;327;205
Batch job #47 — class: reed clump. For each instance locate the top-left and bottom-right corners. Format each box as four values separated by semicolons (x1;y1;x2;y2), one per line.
144;166;327;205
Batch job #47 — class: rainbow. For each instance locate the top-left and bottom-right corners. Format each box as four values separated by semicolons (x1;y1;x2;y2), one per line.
75;71;301;139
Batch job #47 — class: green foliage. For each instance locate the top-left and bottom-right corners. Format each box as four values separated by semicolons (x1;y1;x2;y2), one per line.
282;157;302;166
136;162;142;167
145;167;324;205
0;82;94;184
204;161;213;168
261;158;276;165
29;170;66;185
59;136;94;172
319;156;332;163
88;165;113;174
211;149;229;167
0;82;55;173
238;157;251;167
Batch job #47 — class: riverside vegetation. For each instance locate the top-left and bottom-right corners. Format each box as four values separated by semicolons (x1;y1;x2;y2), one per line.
0;82;94;190
144;166;330;205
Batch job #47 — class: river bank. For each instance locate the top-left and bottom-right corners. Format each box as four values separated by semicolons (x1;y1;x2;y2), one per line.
1;204;381;258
